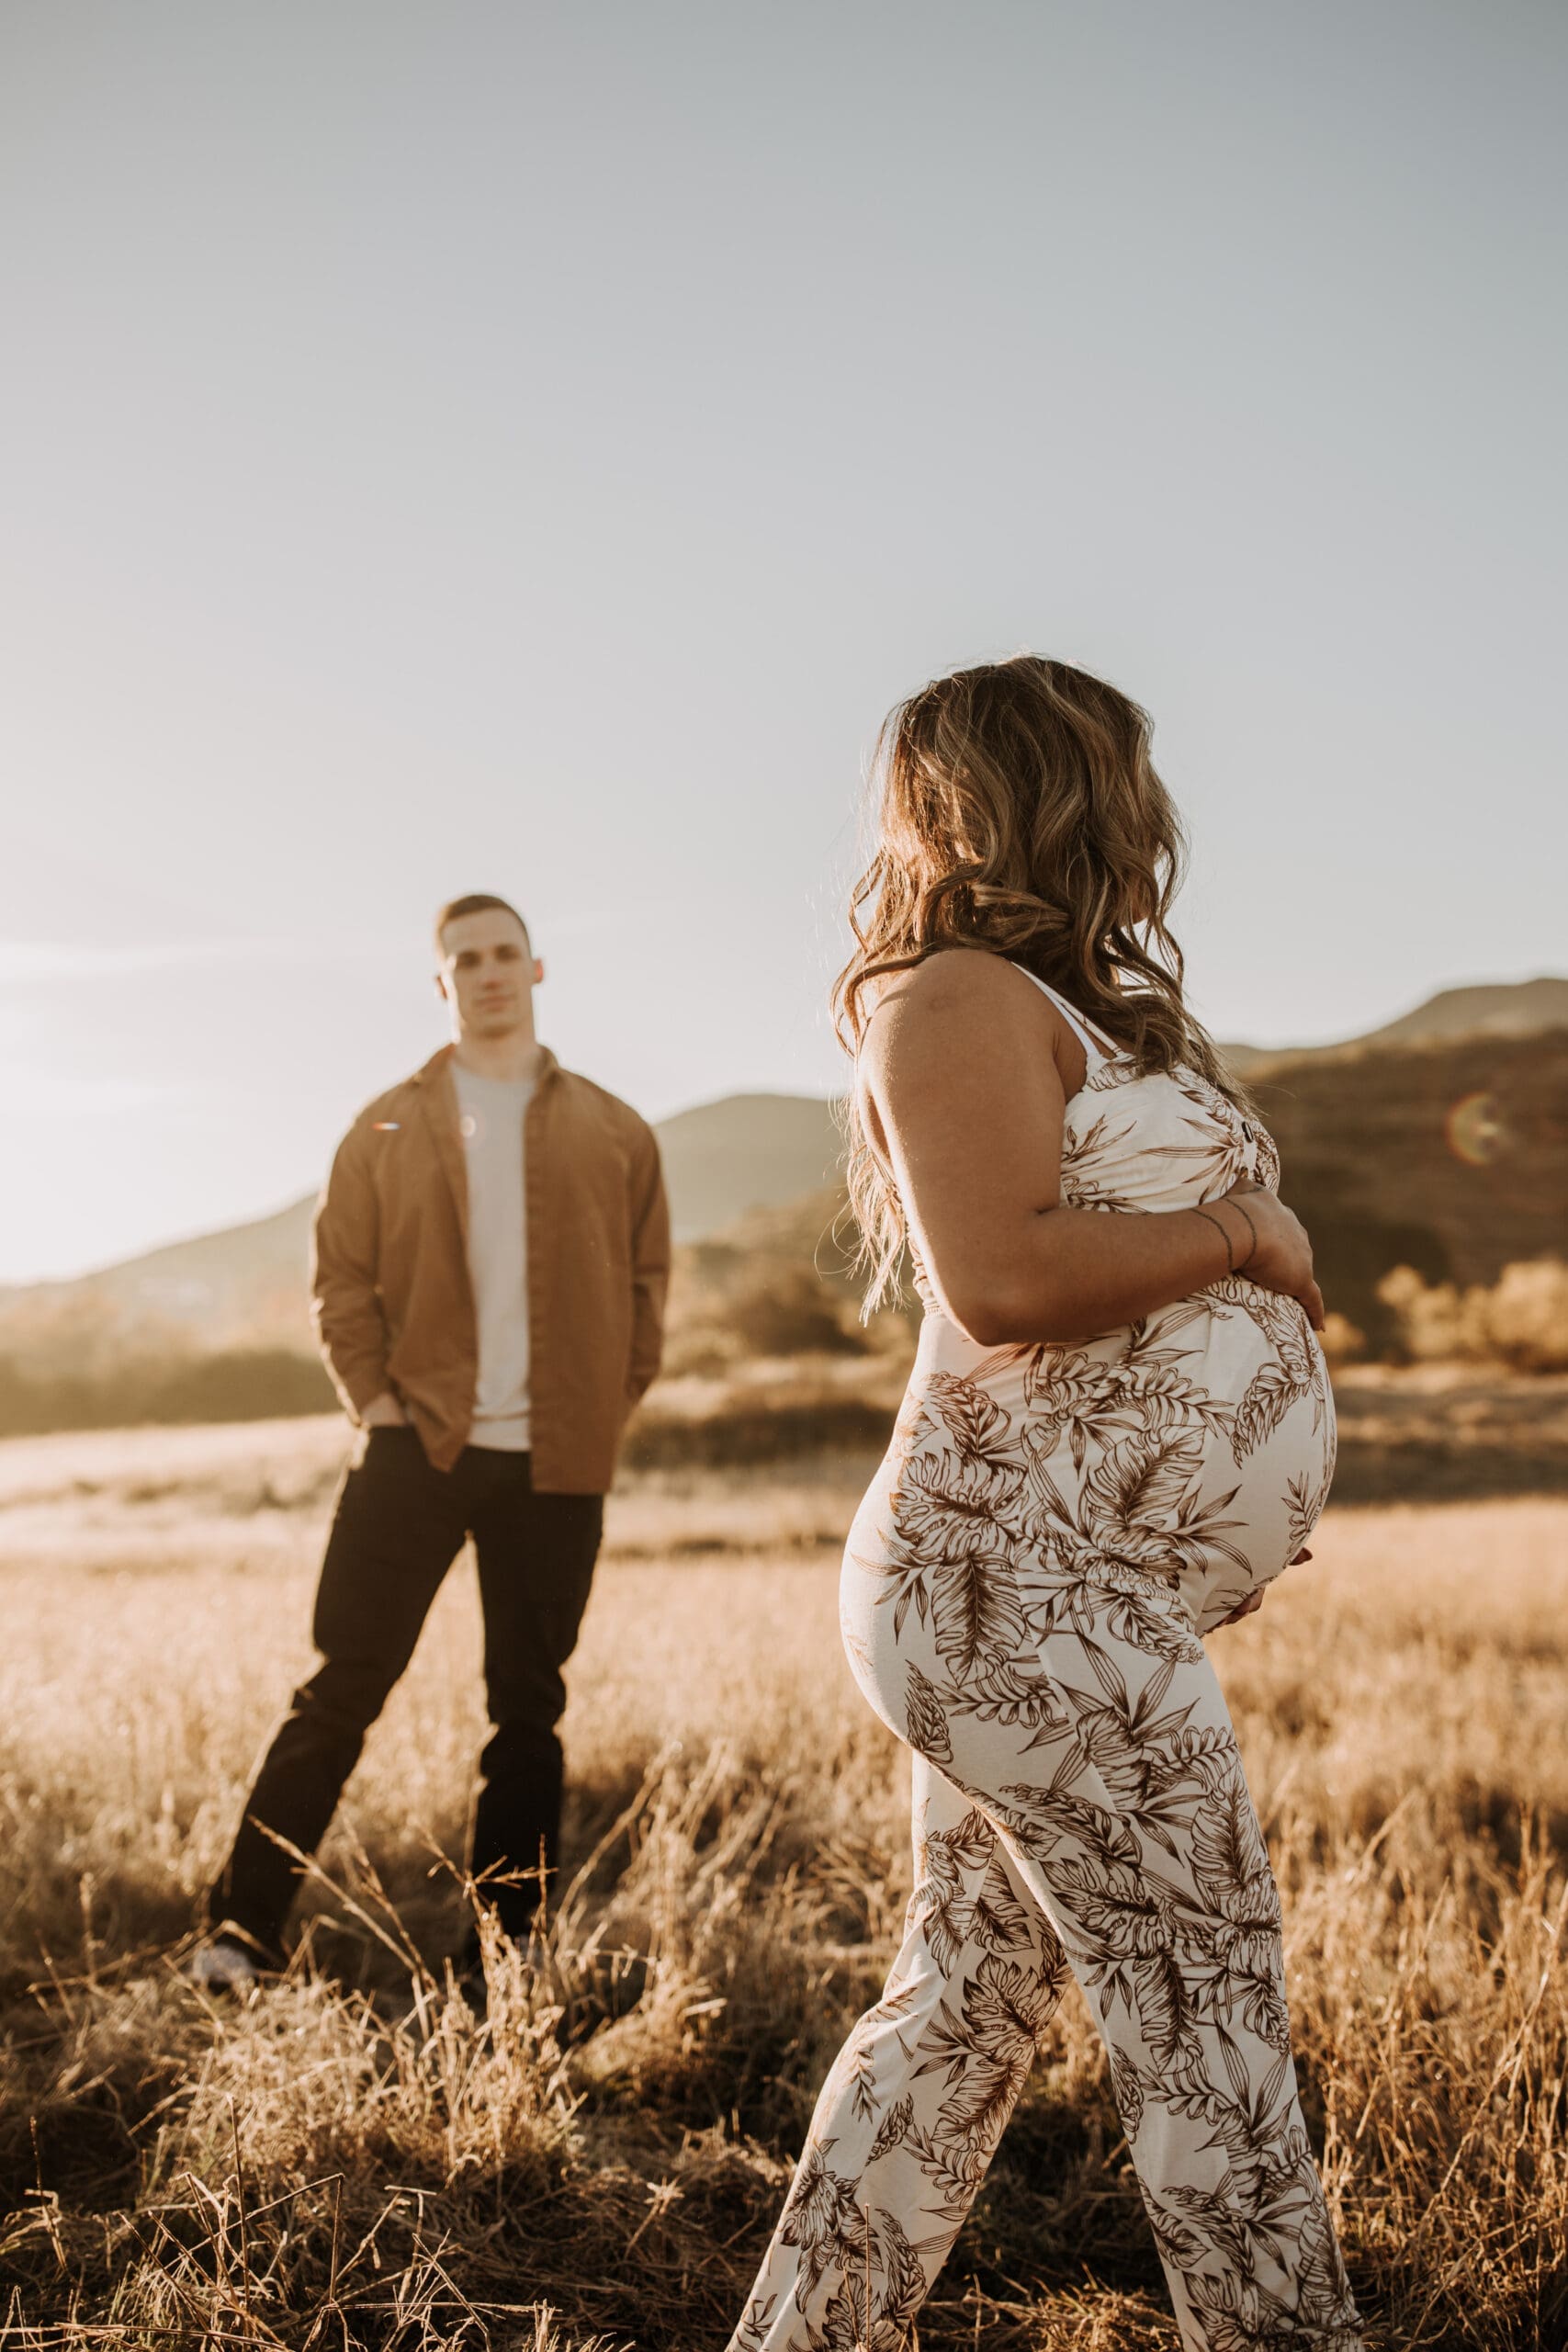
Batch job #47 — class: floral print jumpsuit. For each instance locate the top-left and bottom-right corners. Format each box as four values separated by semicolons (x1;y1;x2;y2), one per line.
728;971;1362;2352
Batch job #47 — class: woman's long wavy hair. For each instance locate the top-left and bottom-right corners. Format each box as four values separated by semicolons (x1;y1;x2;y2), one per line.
833;654;1248;1312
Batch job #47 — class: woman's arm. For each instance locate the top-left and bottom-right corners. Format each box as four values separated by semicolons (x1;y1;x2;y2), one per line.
860;951;1324;1344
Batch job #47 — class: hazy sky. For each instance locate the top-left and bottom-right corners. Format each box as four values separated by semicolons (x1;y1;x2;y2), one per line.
3;1;1562;1283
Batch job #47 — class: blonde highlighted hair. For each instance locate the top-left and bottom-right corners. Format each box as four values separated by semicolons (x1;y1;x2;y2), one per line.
833;655;1247;1311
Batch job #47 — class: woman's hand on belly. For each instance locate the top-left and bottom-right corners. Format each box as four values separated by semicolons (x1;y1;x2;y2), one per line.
1213;1545;1314;1628
1218;1182;1325;1329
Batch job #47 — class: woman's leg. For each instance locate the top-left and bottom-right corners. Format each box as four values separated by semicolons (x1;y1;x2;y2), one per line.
728;1754;1070;2352
734;1534;1360;2351
925;1573;1362;2350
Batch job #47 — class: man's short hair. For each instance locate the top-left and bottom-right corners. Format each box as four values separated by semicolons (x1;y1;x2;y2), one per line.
434;894;532;955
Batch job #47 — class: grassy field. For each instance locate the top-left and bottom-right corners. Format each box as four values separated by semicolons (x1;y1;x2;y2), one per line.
1;1419;1565;2348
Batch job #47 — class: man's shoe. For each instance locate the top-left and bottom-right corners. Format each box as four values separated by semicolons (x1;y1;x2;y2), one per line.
454;1915;544;2018
182;1933;266;1995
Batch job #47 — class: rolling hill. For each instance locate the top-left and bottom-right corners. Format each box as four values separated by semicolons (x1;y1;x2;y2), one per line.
655;1091;840;1242
1217;974;1568;1077
1;978;1562;1420
0;1091;842;1360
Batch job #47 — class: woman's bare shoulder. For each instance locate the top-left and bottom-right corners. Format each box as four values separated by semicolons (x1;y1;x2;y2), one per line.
863;949;1058;1057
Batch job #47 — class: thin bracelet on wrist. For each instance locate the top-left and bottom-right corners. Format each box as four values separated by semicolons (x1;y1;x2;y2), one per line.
1189;1204;1235;1275
1230;1198;1259;1272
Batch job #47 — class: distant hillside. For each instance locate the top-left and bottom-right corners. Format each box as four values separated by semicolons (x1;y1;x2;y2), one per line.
1254;1026;1568;1347
1219;975;1568;1079
1;1196;318;1355
655;1091;840;1242
669;1032;1568;1359
1;978;1562;1409
1358;977;1568;1051
0;1200;316;1363
0;1090;843;1356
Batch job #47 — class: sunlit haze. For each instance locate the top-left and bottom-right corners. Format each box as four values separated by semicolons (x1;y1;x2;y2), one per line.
3;2;1562;1282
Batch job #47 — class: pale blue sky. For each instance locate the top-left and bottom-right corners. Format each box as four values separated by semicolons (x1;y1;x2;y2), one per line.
3;1;1562;1282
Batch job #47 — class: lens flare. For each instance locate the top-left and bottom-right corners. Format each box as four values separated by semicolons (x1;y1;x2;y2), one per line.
1445;1091;1506;1167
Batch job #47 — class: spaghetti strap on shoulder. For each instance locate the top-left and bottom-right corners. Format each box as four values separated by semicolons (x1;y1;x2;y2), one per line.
1008;964;1120;1066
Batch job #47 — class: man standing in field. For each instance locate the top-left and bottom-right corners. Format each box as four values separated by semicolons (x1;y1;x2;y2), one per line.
189;894;670;1992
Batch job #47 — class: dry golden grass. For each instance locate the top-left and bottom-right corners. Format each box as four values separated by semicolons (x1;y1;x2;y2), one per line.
0;1422;1564;2348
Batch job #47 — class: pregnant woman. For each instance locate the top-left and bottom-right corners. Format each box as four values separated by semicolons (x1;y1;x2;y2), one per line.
728;659;1361;2351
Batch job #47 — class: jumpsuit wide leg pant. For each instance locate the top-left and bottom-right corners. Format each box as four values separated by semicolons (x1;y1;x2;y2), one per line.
728;1554;1362;2352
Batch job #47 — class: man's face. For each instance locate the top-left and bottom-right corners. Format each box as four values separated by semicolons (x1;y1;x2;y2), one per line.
435;909;541;1037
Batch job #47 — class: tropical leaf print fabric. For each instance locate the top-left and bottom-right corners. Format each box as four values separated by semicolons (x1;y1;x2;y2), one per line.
728;977;1360;2351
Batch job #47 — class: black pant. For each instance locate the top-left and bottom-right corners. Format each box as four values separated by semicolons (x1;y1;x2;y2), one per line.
214;1432;603;1957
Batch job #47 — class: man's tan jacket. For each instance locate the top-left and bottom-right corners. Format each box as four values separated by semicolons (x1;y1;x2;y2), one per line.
310;1045;670;1492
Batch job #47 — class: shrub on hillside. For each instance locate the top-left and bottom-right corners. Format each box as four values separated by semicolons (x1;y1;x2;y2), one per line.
1316;1311;1368;1366
1378;1258;1568;1372
723;1265;866;1357
0;1348;336;1437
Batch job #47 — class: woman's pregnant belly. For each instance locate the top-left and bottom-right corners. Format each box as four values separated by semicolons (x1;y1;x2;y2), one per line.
848;1281;1337;1658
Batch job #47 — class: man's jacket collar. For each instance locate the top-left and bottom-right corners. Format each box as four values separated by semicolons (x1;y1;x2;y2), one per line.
409;1042;562;1089
408;1045;561;1241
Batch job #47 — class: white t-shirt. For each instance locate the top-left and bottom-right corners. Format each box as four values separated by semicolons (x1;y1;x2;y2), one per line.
453;1062;535;1452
